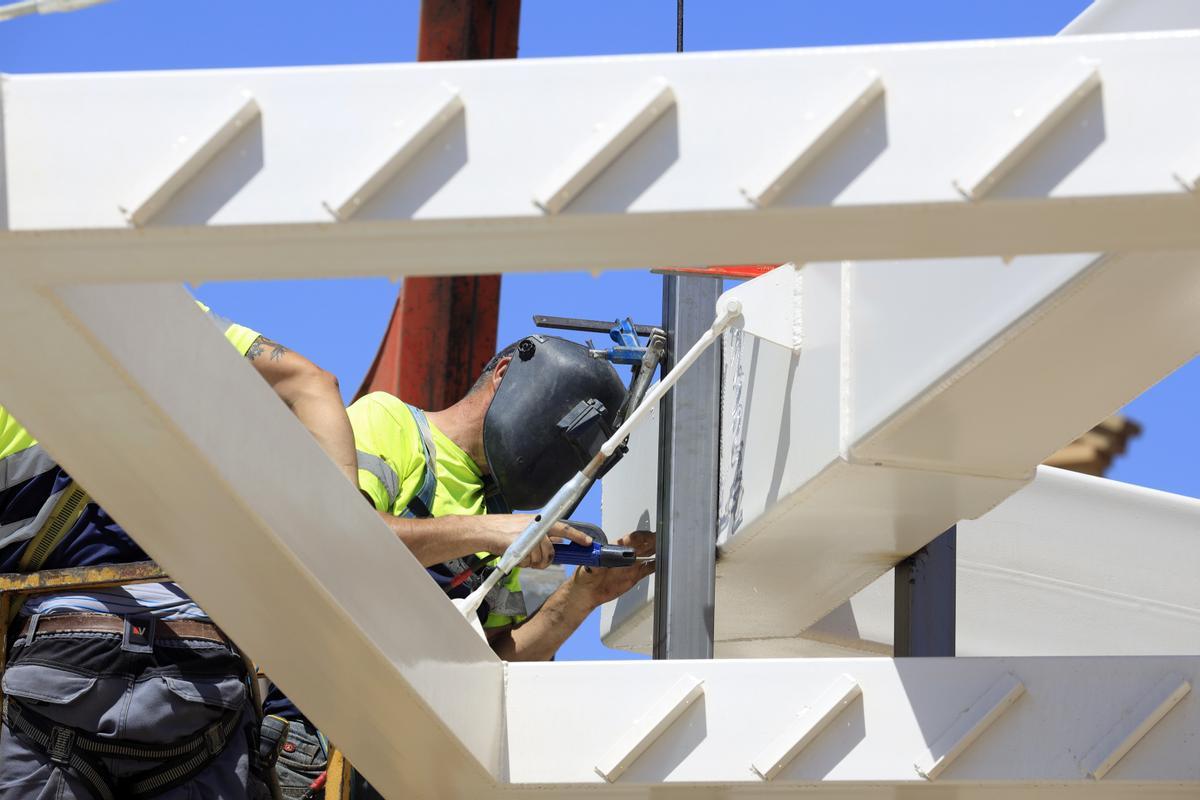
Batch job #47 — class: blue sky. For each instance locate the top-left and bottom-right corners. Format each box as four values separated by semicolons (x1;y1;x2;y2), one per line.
6;0;1196;660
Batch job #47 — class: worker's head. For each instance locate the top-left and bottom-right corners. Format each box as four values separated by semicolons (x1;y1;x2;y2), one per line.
475;335;626;509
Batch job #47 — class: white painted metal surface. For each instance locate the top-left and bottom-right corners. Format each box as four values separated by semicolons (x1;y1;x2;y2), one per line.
534;77;675;215
0;286;503;798
593;675;705;782
602;255;1200;654
1063;0;1200;34
719;263;803;353
1;1;1199;796
952;63;1099;201
750;673;860;781
680;466;1200;659
119;93;261;226
504;657;1200;791
739;70;883;208
322;85;464;221
912;672;1025;780
5;31;1200;281
1084;673;1192;780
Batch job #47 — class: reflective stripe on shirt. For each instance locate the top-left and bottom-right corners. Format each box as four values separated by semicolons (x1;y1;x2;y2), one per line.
0;485;66;550
356;450;400;508
348;393;527;627
1;444;57;491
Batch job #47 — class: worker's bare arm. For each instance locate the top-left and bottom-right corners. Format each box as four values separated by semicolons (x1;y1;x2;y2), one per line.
244;335;359;487
373;510;592;569
489;531;655;661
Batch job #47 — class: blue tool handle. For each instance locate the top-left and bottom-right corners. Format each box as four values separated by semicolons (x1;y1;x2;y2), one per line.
553;541;637;568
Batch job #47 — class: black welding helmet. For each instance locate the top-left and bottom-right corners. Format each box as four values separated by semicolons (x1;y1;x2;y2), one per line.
483;335;627;510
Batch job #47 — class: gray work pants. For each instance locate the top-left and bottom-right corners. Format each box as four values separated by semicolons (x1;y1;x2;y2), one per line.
0;626;270;799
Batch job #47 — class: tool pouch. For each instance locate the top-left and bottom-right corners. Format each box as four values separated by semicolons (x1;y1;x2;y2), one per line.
258;714;291;770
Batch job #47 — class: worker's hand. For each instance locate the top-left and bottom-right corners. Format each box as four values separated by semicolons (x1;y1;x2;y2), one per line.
478;514;593;570
571;531;656;607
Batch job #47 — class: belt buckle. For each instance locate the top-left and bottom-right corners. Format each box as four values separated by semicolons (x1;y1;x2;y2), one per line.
204;724;225;756
48;725;76;766
121;616;156;654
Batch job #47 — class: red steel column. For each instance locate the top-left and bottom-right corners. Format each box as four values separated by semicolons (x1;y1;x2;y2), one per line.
355;0;520;408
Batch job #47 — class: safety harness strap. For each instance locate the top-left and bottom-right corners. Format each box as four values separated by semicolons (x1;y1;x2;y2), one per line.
402;403;439;519
3;699;114;800
16;481;91;573
400;406;527;623
4;480;94;626
4;696;243;800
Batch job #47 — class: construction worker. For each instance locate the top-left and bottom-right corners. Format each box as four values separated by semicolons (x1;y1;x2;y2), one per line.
265;334;655;795
0;304;358;800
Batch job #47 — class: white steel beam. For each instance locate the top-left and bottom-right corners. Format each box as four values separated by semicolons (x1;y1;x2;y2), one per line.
504;656;1200;792
798;467;1200;660
4;31;1200;281
602;251;1200;654
0;283;502;798
1063;0;1200;35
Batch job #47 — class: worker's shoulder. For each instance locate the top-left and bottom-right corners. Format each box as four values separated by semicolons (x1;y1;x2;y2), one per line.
352;391;412;414
350;392;422;440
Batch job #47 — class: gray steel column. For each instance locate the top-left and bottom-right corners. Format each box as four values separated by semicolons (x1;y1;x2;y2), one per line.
653;274;721;659
893;526;957;657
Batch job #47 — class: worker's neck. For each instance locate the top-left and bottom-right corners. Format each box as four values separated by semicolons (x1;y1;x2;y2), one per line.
425;394;489;473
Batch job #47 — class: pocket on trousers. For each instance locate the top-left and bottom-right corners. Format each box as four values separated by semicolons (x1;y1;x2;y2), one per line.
161;674;247;711
275;722;328;795
117;673;247;743
277;725;327;771
2;664;96;705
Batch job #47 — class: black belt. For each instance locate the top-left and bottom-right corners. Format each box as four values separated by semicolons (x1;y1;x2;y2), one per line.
3;696;244;800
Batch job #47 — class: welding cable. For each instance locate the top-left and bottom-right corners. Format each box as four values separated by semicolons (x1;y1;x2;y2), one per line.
446;552;502;590
676;0;684;53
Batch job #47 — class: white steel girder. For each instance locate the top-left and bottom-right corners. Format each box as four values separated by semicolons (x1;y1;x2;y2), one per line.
600;254;1200;653
601;0;1200;661
3;30;1200;280
788;466;1200;659
504;656;1200;793
0;285;504;797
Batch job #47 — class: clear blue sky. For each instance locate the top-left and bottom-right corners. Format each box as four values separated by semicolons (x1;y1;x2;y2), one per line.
5;1;1197;661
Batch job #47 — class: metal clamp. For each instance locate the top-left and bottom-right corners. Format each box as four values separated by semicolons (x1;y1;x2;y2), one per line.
48;724;77;766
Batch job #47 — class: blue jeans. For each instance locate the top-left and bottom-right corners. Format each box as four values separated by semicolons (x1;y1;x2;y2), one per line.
273;720;387;800
273;720;325;800
0;624;269;799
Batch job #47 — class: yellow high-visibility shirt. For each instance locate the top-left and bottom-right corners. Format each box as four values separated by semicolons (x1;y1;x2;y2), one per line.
348;391;526;627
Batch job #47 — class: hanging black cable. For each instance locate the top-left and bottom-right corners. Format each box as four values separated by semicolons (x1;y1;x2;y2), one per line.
676;0;683;52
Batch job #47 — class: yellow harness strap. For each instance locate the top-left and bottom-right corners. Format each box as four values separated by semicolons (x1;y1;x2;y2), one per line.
17;481;91;572
4;481;91;625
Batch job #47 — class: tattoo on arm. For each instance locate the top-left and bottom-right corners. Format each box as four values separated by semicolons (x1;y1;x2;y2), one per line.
245;335;290;362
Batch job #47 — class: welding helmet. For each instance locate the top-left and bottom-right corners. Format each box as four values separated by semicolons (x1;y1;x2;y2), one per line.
483;335;627;510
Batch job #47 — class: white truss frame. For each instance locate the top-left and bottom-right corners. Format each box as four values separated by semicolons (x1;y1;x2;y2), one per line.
2;22;1200;798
